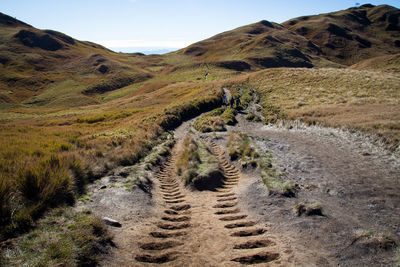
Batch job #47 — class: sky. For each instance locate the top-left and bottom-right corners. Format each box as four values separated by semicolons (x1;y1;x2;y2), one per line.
1;0;399;53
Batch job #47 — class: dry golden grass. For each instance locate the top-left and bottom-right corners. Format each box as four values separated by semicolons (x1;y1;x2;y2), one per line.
247;68;400;148
0;72;224;238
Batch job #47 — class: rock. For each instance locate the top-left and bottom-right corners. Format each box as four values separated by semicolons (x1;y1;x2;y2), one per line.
100;185;107;189
103;217;122;227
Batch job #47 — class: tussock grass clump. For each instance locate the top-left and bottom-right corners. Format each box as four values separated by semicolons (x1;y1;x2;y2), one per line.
176;135;201;184
0;208;112;266
294;202;324;216
193;107;237;133
227;132;258;167
351;230;397;251
245;112;261;122
176;134;222;190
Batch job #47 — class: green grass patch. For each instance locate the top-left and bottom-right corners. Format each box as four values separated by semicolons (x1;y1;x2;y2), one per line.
0;207;112;266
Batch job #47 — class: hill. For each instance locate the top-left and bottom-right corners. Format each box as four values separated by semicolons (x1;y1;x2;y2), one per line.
283;4;400;65
349;53;400;72
176;20;336;70
0;12;152;108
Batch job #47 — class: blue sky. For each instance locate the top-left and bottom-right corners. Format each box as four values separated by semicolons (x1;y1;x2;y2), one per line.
2;0;399;53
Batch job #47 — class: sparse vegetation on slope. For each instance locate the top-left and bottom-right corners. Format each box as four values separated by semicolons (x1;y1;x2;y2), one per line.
227;132;296;196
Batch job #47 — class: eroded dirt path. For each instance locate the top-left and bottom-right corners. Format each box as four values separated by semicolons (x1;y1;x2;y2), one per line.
125;135;290;266
94;110;399;266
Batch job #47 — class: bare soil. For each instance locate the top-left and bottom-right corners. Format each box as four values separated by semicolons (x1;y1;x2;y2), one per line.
80;111;399;266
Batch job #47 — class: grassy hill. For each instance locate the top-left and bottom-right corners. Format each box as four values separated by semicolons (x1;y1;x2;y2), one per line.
176;20;337;70
0;12;153;108
349;53;400;72
283;4;400;65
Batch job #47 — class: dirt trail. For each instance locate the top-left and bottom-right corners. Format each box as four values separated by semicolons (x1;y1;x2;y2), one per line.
96;108;399;266
117;136;288;266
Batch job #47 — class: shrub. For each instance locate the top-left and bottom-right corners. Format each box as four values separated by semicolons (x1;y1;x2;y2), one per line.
221;108;237;125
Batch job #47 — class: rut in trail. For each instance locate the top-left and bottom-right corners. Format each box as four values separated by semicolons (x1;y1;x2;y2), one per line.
135;153;192;264
207;139;281;265
130;134;283;266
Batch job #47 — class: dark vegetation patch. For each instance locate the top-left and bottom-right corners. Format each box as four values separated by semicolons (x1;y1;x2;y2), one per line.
97;64;109;74
44;30;75;45
83;74;152;94
0;12;30;27
249;47;313;68
259;20;275;28
183;46;206;56
216;60;251;71
14;30;63;51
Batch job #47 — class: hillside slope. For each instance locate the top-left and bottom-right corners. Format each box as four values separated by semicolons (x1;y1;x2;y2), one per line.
349;53;400;72
176;20;335;70
283;4;400;65
0;12;152;108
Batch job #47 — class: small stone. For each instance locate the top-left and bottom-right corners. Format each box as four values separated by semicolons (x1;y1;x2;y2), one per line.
103;217;122;227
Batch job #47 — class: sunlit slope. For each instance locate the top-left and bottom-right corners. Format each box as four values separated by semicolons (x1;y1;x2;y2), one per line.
283;4;400;65
176;20;335;70
0;12;152;108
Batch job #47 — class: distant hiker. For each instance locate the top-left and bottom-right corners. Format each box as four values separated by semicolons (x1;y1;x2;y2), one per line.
235;96;241;109
223;94;227;105
229;97;234;107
